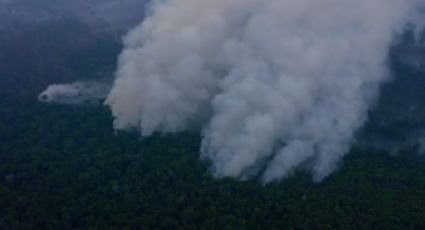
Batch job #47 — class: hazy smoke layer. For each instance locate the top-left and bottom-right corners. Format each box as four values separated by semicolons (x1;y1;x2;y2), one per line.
0;0;148;30
106;0;422;182
39;81;111;105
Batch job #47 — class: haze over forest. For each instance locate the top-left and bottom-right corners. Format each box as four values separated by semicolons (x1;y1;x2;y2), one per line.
1;0;425;229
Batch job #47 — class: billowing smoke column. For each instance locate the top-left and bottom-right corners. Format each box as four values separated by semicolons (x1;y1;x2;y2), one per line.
106;0;422;182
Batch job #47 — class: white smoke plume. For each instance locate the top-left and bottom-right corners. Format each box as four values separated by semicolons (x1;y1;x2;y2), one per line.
39;80;111;105
106;0;424;182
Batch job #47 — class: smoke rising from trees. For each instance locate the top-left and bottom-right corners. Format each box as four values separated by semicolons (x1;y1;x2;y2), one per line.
38;80;111;105
33;0;424;182
104;0;424;182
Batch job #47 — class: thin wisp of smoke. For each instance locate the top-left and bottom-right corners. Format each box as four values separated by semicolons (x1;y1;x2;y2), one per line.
39;80;111;105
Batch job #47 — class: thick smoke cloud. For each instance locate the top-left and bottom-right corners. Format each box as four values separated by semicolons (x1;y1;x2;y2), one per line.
39;80;111;105
105;0;423;182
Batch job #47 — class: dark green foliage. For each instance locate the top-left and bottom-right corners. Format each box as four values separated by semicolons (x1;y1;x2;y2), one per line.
1;98;425;229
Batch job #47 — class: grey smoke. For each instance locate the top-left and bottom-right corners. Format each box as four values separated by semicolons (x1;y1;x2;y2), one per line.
105;0;424;182
39;80;111;105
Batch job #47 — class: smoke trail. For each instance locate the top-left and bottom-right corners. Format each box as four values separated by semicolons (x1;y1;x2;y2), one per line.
39;80;111;105
106;0;423;182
